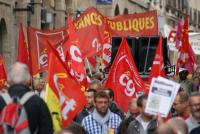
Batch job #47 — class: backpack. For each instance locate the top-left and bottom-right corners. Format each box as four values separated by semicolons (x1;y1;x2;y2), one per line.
0;92;35;134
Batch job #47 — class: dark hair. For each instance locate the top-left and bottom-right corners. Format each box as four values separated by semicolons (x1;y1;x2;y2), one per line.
87;88;97;94
104;88;114;99
89;79;102;90
137;95;147;108
60;122;86;134
94;90;109;102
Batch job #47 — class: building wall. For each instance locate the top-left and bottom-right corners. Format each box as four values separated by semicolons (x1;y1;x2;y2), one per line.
0;0;199;68
0;0;16;68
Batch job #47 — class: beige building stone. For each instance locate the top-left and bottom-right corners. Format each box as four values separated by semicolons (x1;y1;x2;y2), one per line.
0;0;199;68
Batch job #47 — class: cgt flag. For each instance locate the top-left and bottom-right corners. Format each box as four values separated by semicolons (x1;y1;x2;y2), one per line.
104;38;145;112
148;36;165;83
45;44;86;131
102;18;112;68
64;16;88;88
17;24;30;69
176;16;197;74
0;55;7;89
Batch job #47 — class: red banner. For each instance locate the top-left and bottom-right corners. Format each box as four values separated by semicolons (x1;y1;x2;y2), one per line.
28;27;67;75
28;7;158;75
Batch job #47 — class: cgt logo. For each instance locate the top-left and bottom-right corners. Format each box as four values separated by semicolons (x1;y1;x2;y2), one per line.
119;73;135;97
103;43;111;64
39;53;48;66
70;45;82;63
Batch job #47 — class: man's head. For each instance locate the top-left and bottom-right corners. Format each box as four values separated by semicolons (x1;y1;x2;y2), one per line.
85;89;96;110
59;122;86;134
129;98;139;118
189;92;200;121
179;70;188;81
173;91;189;116
94;90;110;116
89;79;102;91
8;62;31;86
137;95;153;119
104;88;114;102
33;77;45;92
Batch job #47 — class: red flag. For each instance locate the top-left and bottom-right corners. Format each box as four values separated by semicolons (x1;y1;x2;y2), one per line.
28;26;67;75
176;16;197;74
87;56;97;68
104;38;145;112
102;18;112;68
45;43;86;130
64;16;87;88
0;55;7;89
17;24;30;68
148;36;165;83
174;22;182;50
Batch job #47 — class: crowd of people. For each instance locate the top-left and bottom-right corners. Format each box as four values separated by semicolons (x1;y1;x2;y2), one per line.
0;62;200;134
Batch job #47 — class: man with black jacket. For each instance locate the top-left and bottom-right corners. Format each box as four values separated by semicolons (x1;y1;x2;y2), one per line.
127;95;157;134
0;62;53;134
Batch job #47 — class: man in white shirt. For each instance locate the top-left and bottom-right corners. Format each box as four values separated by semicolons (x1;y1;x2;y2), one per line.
127;95;157;134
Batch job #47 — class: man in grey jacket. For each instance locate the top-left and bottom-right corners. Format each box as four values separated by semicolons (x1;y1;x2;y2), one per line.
186;92;200;133
126;95;157;134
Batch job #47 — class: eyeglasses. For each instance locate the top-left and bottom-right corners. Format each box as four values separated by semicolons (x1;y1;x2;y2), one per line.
189;103;200;108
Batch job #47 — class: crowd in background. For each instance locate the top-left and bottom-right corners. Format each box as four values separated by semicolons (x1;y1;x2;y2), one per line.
0;62;200;134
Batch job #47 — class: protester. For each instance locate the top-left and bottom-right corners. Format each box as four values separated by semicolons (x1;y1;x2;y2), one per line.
59;122;86;134
82;90;121;134
104;88;125;119
127;95;157;134
190;126;200;134
192;76;200;91
33;77;46;99
74;89;96;124
186;92;200;133
172;91;190;120
156;117;187;134
179;68;196;94
118;98;139;134
0;62;53;134
88;79;102;90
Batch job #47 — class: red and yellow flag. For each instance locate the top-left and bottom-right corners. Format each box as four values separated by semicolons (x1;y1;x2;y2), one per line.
45;42;86;131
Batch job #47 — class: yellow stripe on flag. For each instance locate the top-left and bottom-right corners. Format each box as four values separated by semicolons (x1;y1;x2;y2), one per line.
45;83;62;132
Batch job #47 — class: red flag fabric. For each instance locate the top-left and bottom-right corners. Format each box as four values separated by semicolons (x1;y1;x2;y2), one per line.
176;16;197;74
46;43;86;130
174;22;182;50
63;16;88;88
104;38;145;112
28;26;67;75
102;18;112;68
148;36;165;83
0;55;7;89
17;24;30;68
87;56;97;68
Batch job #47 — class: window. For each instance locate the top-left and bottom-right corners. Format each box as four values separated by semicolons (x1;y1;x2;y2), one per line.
159;0;162;8
198;11;200;28
123;8;128;15
114;4;120;16
193;9;197;25
190;8;192;25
